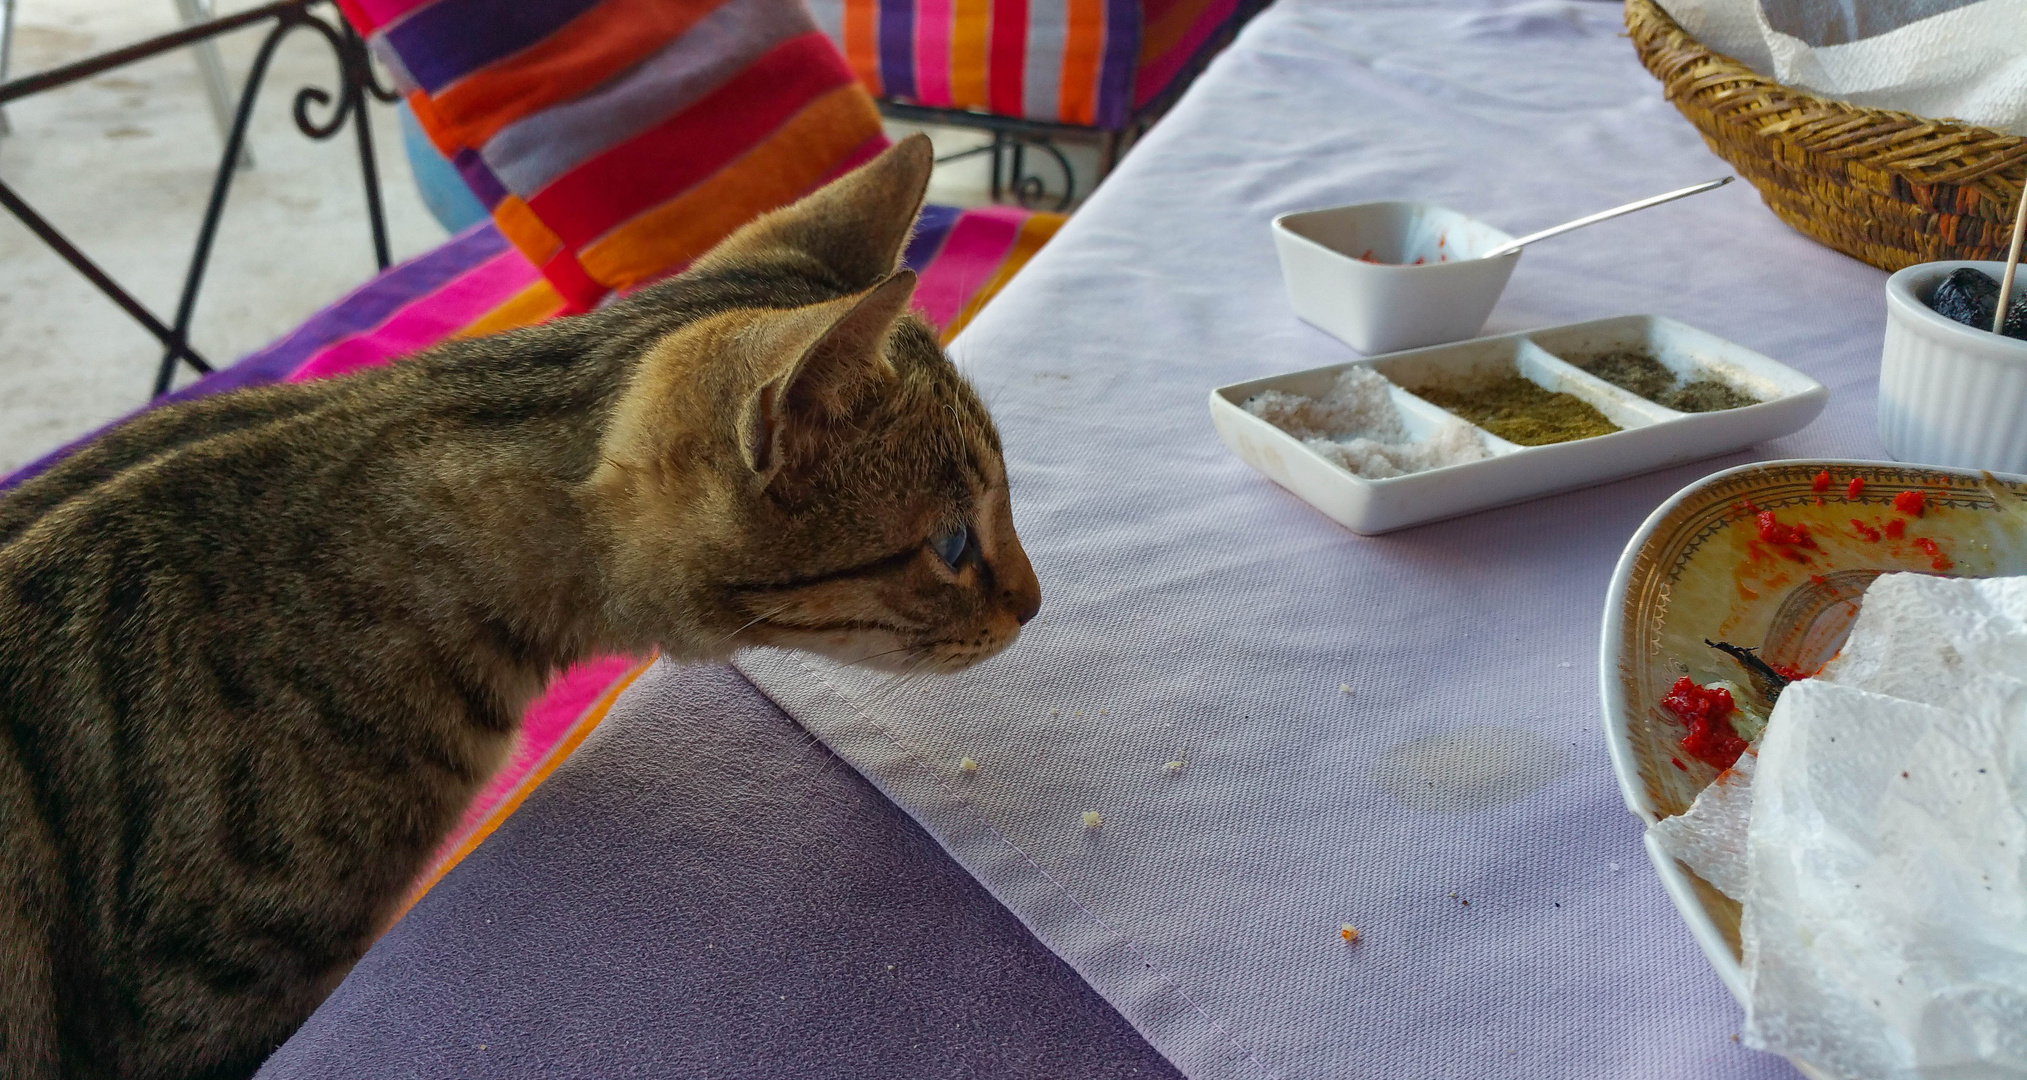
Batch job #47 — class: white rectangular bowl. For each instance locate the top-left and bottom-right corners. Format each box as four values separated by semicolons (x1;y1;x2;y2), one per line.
1209;315;1828;534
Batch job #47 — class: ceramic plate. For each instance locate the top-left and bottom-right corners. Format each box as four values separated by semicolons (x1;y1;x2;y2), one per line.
1600;459;2027;1006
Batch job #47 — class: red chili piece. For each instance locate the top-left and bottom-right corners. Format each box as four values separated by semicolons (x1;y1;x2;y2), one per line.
1756;510;1817;549
1661;677;1747;770
1812;470;1831;492
1885;519;1906;539
1850;519;1882;542
1894;490;1925;516
1771;662;1814;682
1847;478;1865;499
1914;537;1954;571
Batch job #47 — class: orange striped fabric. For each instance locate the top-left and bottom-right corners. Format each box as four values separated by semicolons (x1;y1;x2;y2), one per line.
343;0;888;311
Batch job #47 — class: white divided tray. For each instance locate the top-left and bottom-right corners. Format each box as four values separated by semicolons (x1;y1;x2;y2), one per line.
1209;315;1828;534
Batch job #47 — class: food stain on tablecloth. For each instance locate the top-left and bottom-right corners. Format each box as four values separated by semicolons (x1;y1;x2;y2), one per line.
1373;725;1572;813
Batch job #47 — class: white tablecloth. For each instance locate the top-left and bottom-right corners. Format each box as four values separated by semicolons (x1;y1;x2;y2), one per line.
739;2;1887;1075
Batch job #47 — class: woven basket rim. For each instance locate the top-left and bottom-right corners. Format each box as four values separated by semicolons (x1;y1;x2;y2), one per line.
1625;0;2026;186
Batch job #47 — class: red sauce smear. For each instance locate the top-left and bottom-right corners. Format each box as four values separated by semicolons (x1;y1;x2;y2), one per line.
1811;470;1831;492
1885;518;1906;539
1850;519;1882;542
1662;677;1747;770
1914;536;1954;571
1771;662;1815;682
1847;478;1865;499
1894;490;1926;516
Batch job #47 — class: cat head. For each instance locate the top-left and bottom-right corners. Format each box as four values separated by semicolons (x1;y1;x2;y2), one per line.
595;135;1042;673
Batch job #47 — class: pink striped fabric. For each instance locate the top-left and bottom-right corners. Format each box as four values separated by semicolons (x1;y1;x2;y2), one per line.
914;0;955;105
429;653;644;867
286;247;543;383
912;205;1025;329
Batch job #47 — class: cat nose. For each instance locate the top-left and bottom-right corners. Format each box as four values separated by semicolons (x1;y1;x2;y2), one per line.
1014;595;1039;625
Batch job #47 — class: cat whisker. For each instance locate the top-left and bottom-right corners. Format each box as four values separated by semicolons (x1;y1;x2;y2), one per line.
705;603;797;653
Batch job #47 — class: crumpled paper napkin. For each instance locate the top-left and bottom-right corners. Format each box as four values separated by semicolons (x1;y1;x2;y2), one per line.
1651;573;2027;1079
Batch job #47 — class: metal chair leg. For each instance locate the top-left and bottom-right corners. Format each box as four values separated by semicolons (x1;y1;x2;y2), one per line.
0;0;17;136
173;0;252;168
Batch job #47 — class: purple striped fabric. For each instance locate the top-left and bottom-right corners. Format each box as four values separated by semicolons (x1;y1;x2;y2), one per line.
901;202;961;270
0;224;511;494
1098;0;1140;129
878;0;917;100
384;0;606;93
452;148;511;209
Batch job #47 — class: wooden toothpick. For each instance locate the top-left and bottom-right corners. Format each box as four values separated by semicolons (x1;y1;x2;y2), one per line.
1993;177;2027;334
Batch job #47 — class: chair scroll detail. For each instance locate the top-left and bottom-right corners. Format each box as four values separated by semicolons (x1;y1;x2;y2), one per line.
0;0;395;398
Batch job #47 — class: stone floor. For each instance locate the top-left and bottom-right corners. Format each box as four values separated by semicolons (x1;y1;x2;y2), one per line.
0;0;1095;476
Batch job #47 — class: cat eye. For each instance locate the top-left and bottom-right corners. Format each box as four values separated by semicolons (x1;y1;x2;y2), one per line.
929;524;969;568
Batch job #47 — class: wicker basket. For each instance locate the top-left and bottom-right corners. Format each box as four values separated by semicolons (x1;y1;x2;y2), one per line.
1626;0;2027;271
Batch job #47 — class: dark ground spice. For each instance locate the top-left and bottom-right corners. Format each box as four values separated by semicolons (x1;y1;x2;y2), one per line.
1414;375;1618;446
1576;350;1758;413
1662;379;1757;412
1580;350;1674;400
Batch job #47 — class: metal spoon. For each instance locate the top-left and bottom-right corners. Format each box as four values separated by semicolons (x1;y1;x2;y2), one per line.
1479;176;1734;260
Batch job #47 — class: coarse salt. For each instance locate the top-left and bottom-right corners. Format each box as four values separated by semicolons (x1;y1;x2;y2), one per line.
1244;366;1489;480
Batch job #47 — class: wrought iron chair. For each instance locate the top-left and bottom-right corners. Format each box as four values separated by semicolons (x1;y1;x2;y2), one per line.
0;0;245;157
809;0;1272;208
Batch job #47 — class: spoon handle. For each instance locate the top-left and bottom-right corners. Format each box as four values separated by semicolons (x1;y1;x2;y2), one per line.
1480;176;1734;259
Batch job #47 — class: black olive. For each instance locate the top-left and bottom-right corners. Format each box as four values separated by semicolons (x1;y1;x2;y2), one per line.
1927;267;2027;341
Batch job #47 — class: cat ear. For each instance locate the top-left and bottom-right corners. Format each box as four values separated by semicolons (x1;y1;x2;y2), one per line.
738;270;917;482
695;134;933;290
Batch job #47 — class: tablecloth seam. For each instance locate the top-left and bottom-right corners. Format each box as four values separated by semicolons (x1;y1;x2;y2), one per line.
783;654;1285;1080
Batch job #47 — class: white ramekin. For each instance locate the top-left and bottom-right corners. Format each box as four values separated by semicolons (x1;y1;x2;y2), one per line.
1880;260;2027;472
1271;201;1521;354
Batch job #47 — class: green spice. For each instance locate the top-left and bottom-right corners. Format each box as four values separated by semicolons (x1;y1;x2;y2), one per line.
1661;379;1757;413
1580;350;1675;400
1415;375;1618;446
1577;350;1759;413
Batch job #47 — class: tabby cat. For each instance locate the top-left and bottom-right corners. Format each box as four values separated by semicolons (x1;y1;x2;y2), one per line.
0;134;1041;1080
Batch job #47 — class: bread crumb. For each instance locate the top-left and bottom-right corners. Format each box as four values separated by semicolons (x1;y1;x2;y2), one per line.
1082;810;1102;829
958;757;979;774
1162;759;1186;774
1340;924;1360;944
1339;683;1353;694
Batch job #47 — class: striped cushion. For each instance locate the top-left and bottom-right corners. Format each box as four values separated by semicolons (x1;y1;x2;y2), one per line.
807;0;1250;129
335;0;890;312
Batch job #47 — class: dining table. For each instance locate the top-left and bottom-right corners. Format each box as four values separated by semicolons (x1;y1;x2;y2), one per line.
259;0;1900;1075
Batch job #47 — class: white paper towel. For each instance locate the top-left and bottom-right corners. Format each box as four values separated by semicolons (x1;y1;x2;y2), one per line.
1653;0;2027;135
1652;575;2027;1079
